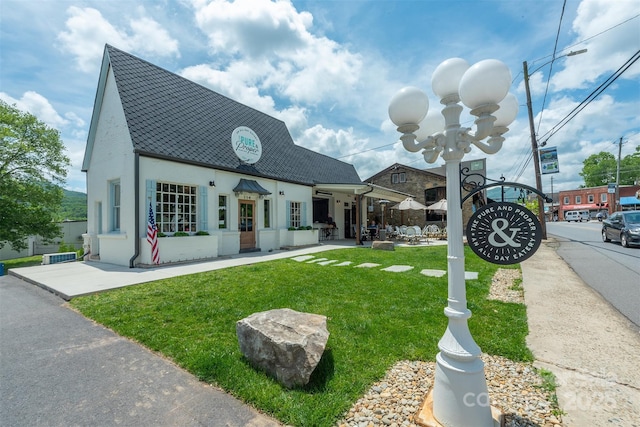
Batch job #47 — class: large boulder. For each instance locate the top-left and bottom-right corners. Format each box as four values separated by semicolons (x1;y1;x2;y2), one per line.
372;240;395;251
236;308;329;388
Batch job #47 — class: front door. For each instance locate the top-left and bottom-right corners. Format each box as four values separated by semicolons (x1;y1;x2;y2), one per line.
239;200;256;251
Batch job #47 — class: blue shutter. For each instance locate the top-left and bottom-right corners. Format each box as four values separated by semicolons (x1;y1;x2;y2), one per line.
301;202;307;227
286;200;291;228
199;186;208;232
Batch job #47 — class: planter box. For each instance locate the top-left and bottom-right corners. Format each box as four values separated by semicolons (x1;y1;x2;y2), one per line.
283;229;318;247
140;235;218;265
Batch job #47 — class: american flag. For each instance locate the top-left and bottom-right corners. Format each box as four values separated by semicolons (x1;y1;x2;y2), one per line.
147;201;160;265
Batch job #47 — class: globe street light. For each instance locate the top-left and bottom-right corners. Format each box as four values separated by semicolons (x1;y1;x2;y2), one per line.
389;58;518;427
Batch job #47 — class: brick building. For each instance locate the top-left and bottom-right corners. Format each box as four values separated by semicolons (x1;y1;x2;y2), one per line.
558;184;640;220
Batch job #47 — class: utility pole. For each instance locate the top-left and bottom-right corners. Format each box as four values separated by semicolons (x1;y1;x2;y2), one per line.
523;60;547;239
615;137;623;211
550;176;555;221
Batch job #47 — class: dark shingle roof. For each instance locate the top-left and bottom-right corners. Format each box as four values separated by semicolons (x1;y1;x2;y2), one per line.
105;45;362;185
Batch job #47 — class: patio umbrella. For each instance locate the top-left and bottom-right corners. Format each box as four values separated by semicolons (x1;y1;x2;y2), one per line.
390;197;429;211
426;199;447;213
427;199;447;222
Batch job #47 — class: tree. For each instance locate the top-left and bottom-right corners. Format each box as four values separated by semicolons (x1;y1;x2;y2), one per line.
579;152;617;187
0;101;71;251
579;146;640;188
620;145;640;186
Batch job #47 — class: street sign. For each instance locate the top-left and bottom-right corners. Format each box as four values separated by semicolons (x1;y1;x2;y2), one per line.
466;202;542;265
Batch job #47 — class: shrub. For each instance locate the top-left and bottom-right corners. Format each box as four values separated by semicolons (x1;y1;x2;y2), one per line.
195;230;210;236
173;231;189;237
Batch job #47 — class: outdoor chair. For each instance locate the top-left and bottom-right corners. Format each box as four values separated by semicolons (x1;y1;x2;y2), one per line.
404;227;418;244
426;224;441;239
421;225;431;244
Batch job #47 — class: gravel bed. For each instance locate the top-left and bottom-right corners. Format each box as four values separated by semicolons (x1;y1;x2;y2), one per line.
335;269;563;427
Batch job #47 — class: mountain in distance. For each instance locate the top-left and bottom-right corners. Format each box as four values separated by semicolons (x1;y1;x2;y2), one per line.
60;189;87;220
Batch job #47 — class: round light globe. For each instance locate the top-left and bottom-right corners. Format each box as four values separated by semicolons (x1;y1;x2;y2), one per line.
494;92;519;127
431;58;469;99
414;109;445;142
459;59;511;109
388;87;429;127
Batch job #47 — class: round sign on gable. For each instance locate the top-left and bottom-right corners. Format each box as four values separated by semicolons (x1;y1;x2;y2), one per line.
466;202;542;265
232;126;262;164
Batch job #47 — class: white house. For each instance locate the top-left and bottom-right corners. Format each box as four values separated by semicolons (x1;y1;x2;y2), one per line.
82;45;408;267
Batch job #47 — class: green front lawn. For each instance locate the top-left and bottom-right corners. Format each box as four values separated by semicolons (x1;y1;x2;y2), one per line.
70;245;530;426
1;255;42;272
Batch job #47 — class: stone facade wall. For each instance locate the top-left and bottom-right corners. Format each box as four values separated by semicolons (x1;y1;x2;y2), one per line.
365;165;478;230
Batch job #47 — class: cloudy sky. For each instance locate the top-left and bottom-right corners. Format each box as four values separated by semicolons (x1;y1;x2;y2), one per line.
1;0;638;195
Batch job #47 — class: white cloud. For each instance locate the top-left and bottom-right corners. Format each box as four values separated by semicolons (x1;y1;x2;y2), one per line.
191;0;312;56
0;91;68;129
188;0;363;105
551;0;640;91
57;6;179;73
129;15;181;58
180;62;280;115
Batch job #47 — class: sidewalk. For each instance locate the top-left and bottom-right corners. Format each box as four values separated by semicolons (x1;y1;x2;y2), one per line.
8;242;359;300
521;238;640;426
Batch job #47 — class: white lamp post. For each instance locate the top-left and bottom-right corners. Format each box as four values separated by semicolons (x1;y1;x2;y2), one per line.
389;58;518;427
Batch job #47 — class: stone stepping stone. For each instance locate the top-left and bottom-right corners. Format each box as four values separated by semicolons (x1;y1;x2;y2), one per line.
318;260;339;266
307;258;329;264
420;269;446;277
382;265;414;272
420;269;479;280
333;261;353;267
355;263;381;268
291;255;315;262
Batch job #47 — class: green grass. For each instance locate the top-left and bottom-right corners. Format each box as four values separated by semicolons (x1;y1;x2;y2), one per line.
70;245;531;426
1;255;42;272
537;368;565;417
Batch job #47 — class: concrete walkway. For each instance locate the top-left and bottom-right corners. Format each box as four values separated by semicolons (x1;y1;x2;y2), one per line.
8;242;361;300
521;238;640;426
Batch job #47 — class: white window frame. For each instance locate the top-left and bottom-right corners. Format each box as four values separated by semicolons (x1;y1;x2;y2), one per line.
290;201;301;228
110;180;121;231
156;182;198;234
218;195;228;229
264;199;271;228
576;195;582;204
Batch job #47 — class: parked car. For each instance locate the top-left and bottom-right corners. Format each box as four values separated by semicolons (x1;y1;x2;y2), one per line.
565;210;590;222
601;210;640;248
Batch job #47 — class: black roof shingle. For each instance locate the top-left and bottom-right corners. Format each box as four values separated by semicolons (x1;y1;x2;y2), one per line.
104;45;362;186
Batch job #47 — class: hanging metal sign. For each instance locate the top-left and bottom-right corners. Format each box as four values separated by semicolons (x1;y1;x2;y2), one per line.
466;202;542;265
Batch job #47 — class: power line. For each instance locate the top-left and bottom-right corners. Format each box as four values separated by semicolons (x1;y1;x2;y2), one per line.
528;14;640;69
538;50;640;145
536;0;568;137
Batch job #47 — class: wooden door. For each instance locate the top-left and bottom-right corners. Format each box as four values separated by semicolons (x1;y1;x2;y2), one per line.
239;200;255;250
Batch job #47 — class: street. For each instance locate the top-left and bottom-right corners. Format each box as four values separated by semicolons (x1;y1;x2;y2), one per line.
546;221;640;328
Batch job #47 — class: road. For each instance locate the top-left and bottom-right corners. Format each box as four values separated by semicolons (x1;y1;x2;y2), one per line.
546;221;640;328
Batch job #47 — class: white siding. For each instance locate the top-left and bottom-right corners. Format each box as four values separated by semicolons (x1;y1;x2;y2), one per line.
85;68;136;266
